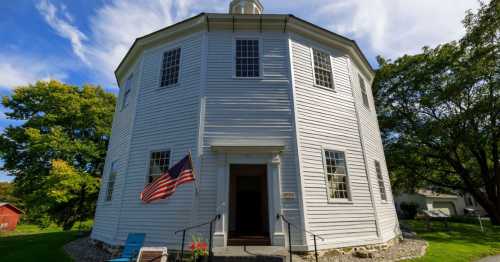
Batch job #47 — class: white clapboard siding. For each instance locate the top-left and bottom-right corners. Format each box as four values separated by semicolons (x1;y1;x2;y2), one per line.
290;34;380;248
198;31;304;245
91;60;142;244
92;21;399;250
349;62;399;242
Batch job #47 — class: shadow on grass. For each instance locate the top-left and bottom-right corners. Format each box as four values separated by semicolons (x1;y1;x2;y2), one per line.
0;230;80;262
402;220;500;262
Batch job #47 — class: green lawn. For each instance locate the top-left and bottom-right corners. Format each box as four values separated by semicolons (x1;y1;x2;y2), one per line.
403;219;500;262
0;222;92;262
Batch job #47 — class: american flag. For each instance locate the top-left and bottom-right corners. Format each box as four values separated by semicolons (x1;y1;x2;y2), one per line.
140;153;195;203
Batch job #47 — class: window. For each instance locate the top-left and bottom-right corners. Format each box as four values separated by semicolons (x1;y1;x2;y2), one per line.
160;48;181;87
313;49;333;89
121;74;133;110
235;39;260;77
375;160;387;201
148;151;170;183
324;150;350;200
359;74;370;108
105;161;118;201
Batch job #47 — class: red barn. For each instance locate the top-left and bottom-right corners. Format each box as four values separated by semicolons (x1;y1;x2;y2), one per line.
0;203;23;231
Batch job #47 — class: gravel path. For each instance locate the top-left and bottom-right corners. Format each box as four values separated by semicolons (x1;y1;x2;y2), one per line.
64;237;112;262
65;237;427;262
298;239;428;262
476;255;500;262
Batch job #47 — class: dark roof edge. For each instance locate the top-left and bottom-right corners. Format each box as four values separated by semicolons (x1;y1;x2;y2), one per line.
287;14;374;74
0;203;23;214
114;12;375;84
114;13;206;82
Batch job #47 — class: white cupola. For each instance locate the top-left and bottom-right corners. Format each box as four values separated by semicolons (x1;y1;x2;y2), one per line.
229;0;264;15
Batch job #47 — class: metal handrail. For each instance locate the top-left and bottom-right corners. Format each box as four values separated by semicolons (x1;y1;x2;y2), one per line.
277;213;324;262
174;214;221;262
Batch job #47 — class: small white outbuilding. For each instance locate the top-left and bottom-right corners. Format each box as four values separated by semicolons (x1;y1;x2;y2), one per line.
91;0;400;252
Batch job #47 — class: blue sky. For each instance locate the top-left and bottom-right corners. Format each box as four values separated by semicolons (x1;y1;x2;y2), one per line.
0;0;481;182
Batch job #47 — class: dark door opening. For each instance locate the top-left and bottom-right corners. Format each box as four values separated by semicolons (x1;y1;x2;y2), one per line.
228;164;270;246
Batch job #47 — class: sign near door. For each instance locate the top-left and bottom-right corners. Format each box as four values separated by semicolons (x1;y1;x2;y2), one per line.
281;192;296;200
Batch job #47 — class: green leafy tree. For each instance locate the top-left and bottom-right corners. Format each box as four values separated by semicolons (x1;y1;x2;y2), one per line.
0;182;21;206
374;1;499;224
0;80;115;229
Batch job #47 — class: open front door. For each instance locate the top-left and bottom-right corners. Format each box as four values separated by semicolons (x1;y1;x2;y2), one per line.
228;164;270;245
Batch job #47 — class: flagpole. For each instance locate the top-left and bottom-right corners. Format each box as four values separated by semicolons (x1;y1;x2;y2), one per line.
189;150;200;194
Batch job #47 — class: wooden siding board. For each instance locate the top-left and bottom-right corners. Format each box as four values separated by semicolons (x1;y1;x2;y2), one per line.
291;35;381;247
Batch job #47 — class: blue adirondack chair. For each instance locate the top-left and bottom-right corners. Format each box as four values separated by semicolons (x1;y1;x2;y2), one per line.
108;233;146;262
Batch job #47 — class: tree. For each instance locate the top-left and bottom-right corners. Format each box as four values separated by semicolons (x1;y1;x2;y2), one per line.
0;80;115;229
374;1;499;224
0;182;21;207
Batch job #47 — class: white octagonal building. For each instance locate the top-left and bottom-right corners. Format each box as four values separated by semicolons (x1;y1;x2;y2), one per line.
92;0;400;252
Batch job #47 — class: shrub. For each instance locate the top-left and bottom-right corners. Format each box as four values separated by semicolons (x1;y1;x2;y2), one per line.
400;202;419;219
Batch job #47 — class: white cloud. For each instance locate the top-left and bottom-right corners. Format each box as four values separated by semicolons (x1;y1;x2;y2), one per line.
36;0;225;86
36;0;89;64
0;53;68;89
317;0;480;58
34;0;479;83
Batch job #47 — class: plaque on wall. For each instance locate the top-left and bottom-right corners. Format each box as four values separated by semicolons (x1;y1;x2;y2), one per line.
281;192;296;199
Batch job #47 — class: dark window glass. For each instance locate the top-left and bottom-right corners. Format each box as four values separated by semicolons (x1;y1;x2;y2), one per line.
148;151;170;183
324;150;349;199
359;74;370;108
160;48;181;87
236;39;260;77
375;160;387;201
105;161;118;201
313;49;333;89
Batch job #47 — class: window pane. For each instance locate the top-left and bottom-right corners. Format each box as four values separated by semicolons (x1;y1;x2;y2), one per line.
375;160;387;201
236;39;259;77
106;161;118;201
160;48;181;87
121;74;133;109
324;150;349;199
359;74;370;108
149;151;170;183
313;49;333;89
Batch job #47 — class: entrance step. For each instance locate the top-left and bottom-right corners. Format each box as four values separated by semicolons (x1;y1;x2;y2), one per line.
227;236;271;246
213;246;286;261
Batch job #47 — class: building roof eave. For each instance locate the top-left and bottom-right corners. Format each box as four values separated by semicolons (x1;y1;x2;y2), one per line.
114;13;375;86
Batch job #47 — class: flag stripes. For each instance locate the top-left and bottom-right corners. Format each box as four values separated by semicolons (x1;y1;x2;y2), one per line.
140;154;195;203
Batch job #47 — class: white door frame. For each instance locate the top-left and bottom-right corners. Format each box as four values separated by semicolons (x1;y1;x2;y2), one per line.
211;145;285;247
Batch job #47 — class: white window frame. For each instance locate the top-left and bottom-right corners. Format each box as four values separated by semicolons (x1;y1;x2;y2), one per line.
310;47;335;90
232;37;263;79
374;160;387;202
159;46;182;88
105;160;118;202
121;74;133;110
358;73;370;109
321;146;353;203
145;148;172;185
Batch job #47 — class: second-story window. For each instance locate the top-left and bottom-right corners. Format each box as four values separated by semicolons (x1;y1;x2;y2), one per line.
358;74;370;109
313;49;333;89
160;48;181;87
121;74;133;110
236;39;260;77
148;151;170;183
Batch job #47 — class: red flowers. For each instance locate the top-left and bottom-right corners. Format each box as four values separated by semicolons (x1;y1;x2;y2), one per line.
190;236;208;259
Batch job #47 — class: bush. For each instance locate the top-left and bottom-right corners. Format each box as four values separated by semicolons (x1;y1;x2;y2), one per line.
400;202;419;219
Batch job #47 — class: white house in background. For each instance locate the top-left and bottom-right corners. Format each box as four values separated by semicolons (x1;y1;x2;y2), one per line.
91;0;399;251
395;189;487;216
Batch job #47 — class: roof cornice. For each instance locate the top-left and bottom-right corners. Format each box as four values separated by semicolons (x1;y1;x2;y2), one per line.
115;13;375;85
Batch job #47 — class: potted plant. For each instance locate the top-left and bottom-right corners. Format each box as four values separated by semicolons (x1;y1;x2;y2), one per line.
190;235;209;262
